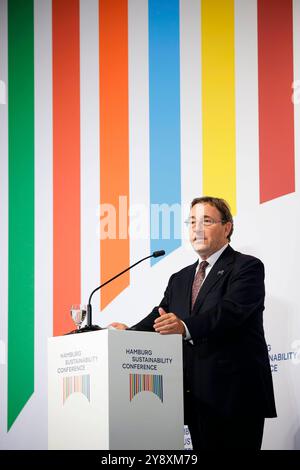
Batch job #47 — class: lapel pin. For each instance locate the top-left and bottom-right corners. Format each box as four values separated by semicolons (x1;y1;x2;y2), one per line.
217;270;224;276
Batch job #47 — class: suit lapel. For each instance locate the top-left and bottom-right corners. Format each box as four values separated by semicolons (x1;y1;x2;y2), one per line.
191;245;236;314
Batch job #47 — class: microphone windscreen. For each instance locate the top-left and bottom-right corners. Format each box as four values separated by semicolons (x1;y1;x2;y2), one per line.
152;250;165;258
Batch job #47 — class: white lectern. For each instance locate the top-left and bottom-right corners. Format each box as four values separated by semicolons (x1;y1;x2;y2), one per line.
48;329;184;450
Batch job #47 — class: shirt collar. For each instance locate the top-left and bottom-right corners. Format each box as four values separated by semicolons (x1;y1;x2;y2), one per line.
198;243;229;269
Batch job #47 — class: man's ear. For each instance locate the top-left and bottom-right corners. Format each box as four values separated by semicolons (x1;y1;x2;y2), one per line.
225;222;232;238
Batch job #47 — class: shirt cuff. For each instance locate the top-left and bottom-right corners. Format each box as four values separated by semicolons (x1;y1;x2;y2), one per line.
182;321;193;343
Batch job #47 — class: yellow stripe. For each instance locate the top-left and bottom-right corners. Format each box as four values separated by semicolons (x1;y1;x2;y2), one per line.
202;0;236;214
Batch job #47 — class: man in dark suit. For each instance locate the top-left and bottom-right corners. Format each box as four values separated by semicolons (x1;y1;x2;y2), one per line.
111;196;277;450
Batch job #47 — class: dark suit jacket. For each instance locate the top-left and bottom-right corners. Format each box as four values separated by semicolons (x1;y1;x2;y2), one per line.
132;245;277;418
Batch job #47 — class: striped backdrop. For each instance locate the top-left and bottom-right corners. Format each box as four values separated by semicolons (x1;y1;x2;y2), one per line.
0;0;297;441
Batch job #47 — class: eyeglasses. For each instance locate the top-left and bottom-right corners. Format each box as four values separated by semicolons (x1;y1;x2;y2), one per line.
184;217;225;228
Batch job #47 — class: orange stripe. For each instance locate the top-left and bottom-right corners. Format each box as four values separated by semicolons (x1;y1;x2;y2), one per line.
53;0;81;335
99;0;130;309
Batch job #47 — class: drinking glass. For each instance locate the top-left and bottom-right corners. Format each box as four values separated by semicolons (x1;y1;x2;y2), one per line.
70;304;87;331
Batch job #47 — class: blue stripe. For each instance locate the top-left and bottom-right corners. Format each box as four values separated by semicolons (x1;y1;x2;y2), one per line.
149;0;181;264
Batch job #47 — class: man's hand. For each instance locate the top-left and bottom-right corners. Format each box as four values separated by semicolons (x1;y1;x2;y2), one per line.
108;322;128;330
153;308;185;336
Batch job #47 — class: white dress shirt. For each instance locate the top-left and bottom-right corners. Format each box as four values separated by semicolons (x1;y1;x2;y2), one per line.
183;243;229;341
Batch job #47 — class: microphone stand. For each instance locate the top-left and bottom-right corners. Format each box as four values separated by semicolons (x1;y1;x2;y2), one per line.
72;250;165;334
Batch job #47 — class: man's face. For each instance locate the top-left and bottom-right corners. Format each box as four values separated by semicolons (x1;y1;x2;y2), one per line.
189;203;232;259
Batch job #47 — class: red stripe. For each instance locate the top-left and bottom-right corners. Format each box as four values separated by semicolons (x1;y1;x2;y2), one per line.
53;0;81;336
257;0;295;203
99;0;130;310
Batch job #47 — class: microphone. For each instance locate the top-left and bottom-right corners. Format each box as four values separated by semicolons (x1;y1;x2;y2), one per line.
152;250;165;258
74;250;165;333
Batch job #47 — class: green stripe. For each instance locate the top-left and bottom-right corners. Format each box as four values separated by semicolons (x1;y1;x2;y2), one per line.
8;0;35;430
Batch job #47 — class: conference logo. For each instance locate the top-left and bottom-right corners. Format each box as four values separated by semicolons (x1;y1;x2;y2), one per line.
62;374;90;405
129;373;163;403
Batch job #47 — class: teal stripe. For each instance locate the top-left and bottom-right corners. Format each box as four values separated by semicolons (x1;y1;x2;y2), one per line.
8;0;35;430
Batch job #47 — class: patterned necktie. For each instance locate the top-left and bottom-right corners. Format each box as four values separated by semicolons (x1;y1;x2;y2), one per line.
191;260;209;310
